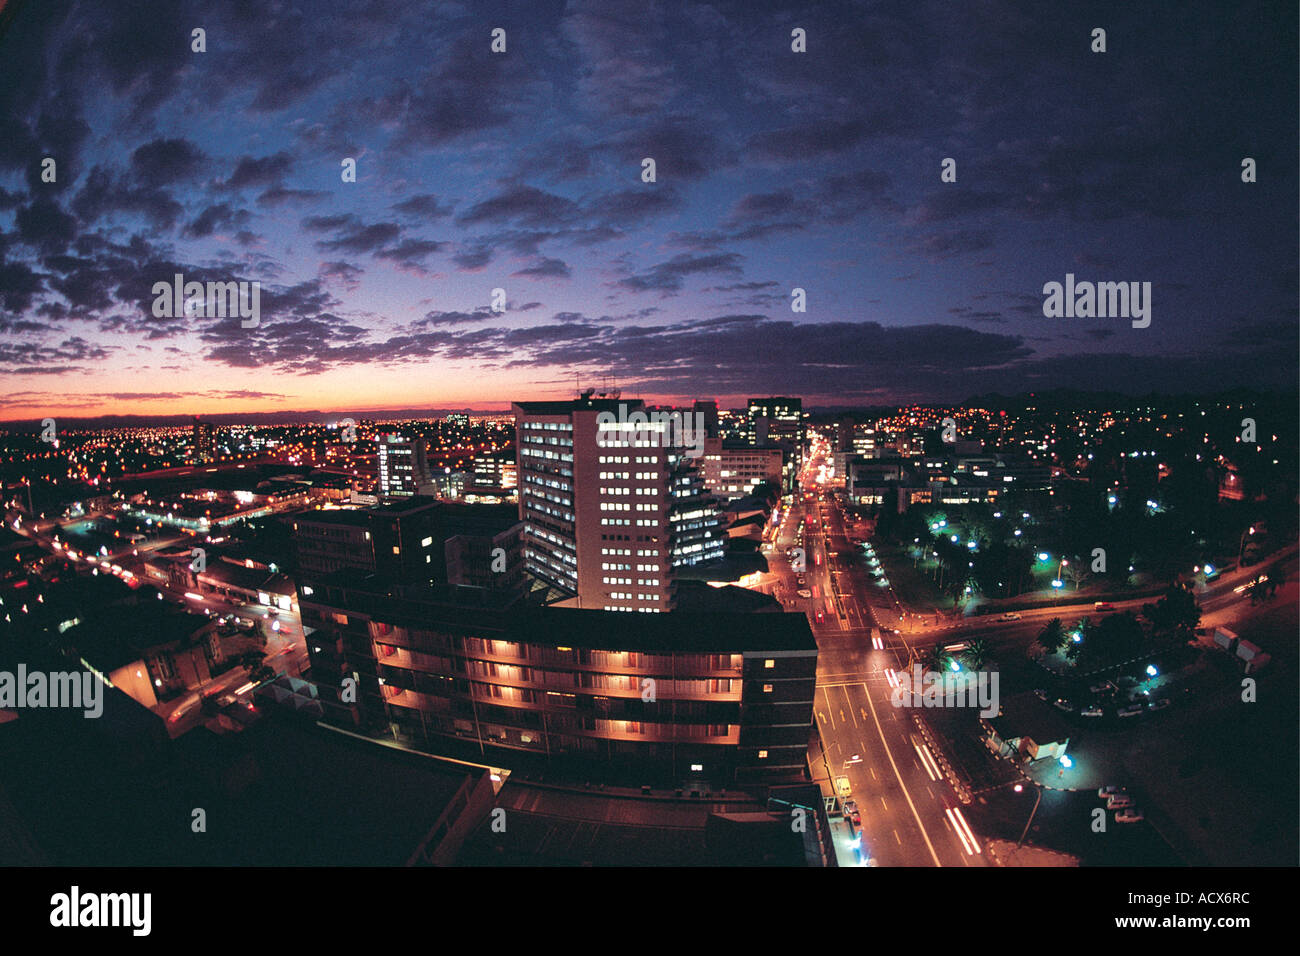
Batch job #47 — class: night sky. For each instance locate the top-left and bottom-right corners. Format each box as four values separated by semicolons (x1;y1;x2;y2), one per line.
0;0;1296;419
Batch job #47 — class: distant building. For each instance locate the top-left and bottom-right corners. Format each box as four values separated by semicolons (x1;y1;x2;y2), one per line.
745;398;804;492
472;451;517;490
192;417;215;464
701;438;783;500
293;498;524;591
293;498;444;584
377;434;431;498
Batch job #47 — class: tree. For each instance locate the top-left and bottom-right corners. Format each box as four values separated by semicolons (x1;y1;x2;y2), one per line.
921;644;950;674
1036;618;1067;655
1086;611;1145;666
964;638;991;671
1142;586;1200;641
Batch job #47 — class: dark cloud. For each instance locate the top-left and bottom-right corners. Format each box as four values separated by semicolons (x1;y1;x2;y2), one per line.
457;186;581;229
616;253;745;293
130;138;206;184
184;203;251;239
221;152;294;191
513;257;571;279
392;194;454;219
257;187;326;207
375;238;447;269
748;121;871;161
71;166;184;231
15;199;77;252
0;259;46;313
315;222;402;255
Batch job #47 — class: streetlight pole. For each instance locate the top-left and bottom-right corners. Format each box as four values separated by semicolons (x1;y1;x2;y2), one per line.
1237;526;1255;566
1017;785;1044;848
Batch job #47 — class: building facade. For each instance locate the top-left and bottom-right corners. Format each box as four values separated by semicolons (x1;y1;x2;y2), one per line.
513;396;724;612
377;434;431;498
296;575;817;786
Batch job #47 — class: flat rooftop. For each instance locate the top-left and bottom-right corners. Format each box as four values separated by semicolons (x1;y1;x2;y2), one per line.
307;574;815;653
985;690;1073;744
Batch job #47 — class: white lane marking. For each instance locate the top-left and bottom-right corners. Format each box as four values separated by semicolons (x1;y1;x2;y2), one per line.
855;676;944;866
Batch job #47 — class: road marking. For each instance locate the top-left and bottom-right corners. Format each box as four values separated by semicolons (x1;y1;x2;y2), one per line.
819;688;838;731
840;685;860;728
856;669;944;866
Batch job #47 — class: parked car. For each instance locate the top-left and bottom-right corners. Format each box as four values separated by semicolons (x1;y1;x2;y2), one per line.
1000;612;1022;621
797;588;812;598
1107;794;1134;809
835;776;852;797
1098;785;1126;799
1117;703;1145;718
1080;705;1105;718
1115;808;1145;824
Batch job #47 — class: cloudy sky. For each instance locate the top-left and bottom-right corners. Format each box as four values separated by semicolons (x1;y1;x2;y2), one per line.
0;0;1296;420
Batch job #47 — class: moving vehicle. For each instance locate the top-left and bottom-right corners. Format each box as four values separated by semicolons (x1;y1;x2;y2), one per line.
1107;793;1134;809
1098;785;1126;799
1080;705;1104;718
1033;688;1049;701
835;776;852;797
1094;601;1115;611
1052;698;1075;713
999;612;1021;621
1117;703;1145;718
1147;698;1171;712
1114;808;1144;823
1089;679;1117;695
796;588;811;598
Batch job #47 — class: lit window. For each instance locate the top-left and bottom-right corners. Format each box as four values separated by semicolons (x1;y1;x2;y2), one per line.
763;684;773;693
758;750;768;759
764;659;775;669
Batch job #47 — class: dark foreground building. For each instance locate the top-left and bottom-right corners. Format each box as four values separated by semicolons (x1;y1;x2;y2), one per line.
299;572;816;788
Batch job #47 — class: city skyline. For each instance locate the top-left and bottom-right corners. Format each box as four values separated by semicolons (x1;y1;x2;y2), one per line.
2;0;1297;422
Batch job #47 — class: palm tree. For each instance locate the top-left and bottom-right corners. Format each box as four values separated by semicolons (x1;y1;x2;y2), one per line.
1036;618;1067;655
964;638;992;671
921;644;950;674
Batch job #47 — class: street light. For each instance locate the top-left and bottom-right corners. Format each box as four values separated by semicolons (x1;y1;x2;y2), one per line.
1017;784;1044;848
1237;526;1256;565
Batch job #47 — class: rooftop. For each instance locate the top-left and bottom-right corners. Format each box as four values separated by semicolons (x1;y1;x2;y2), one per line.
984;690;1073;745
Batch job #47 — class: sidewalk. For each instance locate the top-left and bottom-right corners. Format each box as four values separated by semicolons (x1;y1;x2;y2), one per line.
986;838;1079;866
